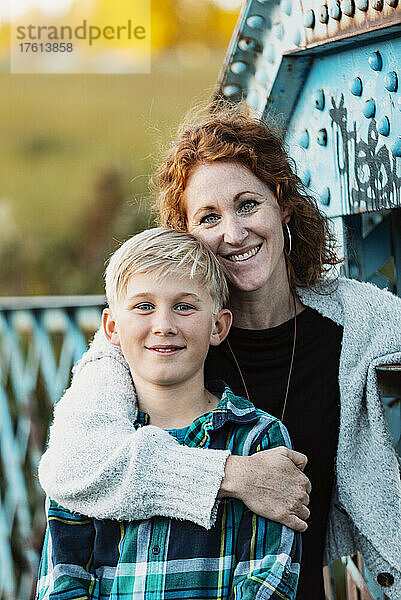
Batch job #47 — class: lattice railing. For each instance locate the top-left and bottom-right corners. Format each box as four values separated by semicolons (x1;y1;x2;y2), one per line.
0;297;104;600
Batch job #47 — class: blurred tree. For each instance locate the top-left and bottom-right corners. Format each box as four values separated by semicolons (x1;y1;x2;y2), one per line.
0;0;240;54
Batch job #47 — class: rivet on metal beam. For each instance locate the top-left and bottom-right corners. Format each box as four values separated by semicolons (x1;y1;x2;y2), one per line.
368;51;382;71
238;37;258;52
371;0;383;8
313;89;325;110
363;98;376;118
264;44;276;63
355;0;368;10
275;22;284;39
384;71;398;92
223;84;242;98
282;0;292;16
317;129;328;146
304;9;316;27
385;0;398;6
299;130;310;149
377;573;395;588
319;5;329;21
349;77;363;96
293;29;302;46
391;137;401;157
320;187;331;206
377;116;390;136
328;1;342;19
341;0;355;15
301;170;311;186
230;61;248;75
255;69;268;86
247;15;265;29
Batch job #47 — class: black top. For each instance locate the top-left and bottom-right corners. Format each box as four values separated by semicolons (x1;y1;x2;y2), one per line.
205;306;343;600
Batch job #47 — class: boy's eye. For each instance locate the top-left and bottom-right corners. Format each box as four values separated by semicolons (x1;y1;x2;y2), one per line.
175;303;196;312
134;302;154;311
199;213;220;225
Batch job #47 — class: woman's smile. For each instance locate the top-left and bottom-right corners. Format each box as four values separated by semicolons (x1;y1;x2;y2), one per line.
222;243;263;263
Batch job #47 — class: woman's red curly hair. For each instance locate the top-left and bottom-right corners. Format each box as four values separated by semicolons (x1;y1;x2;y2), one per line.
153;102;340;289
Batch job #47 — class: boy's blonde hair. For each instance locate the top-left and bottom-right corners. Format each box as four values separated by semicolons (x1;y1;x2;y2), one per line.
105;227;229;312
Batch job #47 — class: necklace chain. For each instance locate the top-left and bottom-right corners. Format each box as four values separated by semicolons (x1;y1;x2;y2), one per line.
226;288;297;424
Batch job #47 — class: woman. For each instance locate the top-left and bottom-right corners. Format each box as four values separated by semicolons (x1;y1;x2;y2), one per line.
39;103;401;599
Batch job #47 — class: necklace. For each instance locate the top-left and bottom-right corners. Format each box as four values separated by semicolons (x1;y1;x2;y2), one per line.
226;288;297;424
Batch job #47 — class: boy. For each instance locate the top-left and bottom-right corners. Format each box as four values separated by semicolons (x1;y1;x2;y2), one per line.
36;228;301;600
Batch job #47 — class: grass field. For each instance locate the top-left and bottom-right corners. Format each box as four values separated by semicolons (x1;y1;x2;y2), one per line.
0;50;227;295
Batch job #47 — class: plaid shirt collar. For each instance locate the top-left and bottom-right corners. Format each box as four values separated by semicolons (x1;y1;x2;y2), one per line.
136;381;259;442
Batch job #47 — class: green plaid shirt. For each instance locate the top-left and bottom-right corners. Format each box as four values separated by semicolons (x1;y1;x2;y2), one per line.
36;383;301;600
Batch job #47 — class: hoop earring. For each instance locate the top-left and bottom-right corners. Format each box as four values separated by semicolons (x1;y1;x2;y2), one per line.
284;222;292;255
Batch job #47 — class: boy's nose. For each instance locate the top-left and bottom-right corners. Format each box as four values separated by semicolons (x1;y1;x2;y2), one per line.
151;314;178;336
151;325;177;335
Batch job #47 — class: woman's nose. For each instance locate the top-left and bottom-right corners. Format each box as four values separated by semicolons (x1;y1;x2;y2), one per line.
222;216;248;246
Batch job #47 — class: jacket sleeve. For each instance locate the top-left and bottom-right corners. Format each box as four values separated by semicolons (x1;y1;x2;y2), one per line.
229;420;301;600
38;329;230;529
35;498;95;600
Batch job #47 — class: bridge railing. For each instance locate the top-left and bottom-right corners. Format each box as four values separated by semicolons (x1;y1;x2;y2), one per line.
0;297;104;600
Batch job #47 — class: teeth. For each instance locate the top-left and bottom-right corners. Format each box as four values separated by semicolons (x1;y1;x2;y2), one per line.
152;348;180;352
227;245;261;263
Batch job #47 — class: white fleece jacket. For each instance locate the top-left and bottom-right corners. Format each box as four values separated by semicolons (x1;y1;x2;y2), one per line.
38;278;401;598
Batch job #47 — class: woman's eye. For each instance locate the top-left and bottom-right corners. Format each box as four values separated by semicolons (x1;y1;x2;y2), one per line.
175;303;195;312
238;200;258;214
134;303;154;311
200;213;220;225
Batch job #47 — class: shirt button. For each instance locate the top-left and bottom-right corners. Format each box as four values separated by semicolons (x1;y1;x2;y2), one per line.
377;572;394;587
152;546;160;555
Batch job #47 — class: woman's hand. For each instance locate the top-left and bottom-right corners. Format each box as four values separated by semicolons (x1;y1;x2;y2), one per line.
218;447;311;532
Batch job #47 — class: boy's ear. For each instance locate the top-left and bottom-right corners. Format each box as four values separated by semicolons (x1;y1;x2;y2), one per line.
210;309;232;347
102;308;121;346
